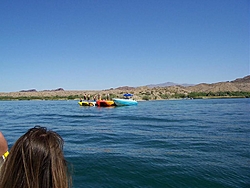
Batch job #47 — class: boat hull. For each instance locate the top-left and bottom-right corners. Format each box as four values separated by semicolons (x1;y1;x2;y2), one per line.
96;100;115;107
78;101;96;106
113;98;138;106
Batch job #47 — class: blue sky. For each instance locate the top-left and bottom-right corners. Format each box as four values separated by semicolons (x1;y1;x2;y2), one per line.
0;0;249;92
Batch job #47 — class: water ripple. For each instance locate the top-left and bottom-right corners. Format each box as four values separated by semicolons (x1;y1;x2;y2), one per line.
0;99;249;188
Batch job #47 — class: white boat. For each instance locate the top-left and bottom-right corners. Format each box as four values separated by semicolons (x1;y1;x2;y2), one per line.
113;98;138;106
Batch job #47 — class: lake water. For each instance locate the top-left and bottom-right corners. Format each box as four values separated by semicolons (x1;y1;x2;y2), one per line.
0;98;249;188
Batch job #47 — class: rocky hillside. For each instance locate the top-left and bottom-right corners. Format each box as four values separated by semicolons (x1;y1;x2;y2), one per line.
0;75;249;100
186;75;250;92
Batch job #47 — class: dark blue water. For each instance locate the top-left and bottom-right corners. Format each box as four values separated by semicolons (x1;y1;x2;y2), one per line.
0;99;249;188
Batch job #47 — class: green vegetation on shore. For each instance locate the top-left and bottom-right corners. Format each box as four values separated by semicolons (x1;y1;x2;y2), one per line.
0;91;249;101
0;95;82;101
187;91;250;99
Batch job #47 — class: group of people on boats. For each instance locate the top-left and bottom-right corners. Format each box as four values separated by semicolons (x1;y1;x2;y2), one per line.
80;94;92;102
79;93;110;102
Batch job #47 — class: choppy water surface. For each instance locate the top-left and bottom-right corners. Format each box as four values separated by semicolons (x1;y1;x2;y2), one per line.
0;99;249;188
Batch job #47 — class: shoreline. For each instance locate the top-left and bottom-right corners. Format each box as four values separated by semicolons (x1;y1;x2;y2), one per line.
1;75;249;101
0;91;248;101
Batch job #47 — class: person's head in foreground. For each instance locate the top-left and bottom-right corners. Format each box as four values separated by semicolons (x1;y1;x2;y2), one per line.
0;126;72;188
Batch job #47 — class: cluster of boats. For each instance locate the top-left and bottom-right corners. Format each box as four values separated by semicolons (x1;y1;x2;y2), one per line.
78;94;138;107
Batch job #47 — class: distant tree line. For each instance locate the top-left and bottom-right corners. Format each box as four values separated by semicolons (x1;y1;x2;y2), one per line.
187;91;250;99
0;91;249;101
0;93;118;101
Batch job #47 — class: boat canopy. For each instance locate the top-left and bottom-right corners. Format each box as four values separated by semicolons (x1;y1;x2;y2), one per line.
123;93;133;97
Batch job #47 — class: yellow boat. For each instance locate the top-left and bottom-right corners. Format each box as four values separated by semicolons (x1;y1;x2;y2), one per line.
78;101;96;106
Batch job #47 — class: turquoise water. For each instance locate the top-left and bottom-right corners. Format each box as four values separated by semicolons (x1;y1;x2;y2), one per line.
0;99;249;188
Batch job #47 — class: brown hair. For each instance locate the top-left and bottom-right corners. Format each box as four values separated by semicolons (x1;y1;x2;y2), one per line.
0;126;72;188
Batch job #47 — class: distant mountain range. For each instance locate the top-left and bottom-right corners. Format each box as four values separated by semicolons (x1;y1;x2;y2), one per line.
145;75;250;89
146;82;195;88
186;75;250;92
16;75;250;93
114;75;250;93
1;75;249;100
20;88;64;92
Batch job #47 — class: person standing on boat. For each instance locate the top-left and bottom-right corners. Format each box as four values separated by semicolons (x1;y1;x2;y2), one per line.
97;94;101;100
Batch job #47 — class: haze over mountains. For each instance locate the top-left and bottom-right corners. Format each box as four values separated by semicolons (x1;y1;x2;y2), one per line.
146;82;195;88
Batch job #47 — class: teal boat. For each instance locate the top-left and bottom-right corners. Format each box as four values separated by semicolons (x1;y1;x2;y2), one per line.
112;98;138;106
